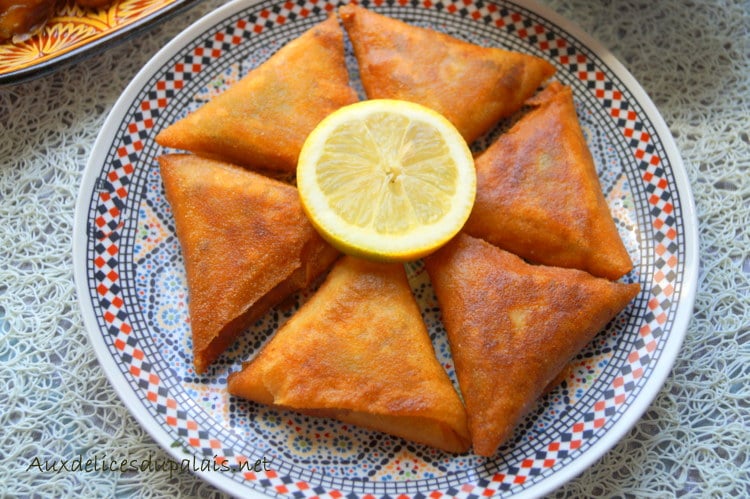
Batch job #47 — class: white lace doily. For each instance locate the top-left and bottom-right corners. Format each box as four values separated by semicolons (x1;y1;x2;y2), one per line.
0;0;747;497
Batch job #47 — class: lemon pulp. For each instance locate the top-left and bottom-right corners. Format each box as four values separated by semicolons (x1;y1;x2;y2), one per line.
297;99;476;262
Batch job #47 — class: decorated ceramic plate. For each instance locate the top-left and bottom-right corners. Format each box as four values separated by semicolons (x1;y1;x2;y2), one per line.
0;0;202;85
73;0;698;496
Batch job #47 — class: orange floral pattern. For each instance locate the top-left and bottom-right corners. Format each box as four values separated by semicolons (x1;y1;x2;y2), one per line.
0;0;182;77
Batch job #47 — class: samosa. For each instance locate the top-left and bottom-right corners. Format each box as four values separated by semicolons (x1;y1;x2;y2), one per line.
228;256;471;453
156;14;359;174
158;154;339;373
339;4;555;143
464;82;634;279
425;233;640;456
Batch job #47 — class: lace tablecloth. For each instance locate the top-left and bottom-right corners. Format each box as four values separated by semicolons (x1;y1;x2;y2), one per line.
1;0;747;496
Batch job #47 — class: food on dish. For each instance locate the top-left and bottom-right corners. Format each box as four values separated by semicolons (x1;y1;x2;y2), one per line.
425;233;641;457
0;0;114;43
158;154;339;374
228;256;471;453
296;98;476;262
0;0;57;42
155;14;358;175
339;4;555;143
463;82;634;280
150;7;641;458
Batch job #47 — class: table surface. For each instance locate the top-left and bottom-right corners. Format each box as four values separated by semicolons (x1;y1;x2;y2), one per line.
1;0;747;497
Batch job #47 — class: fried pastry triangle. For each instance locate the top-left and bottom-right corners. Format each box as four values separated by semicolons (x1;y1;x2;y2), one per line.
155;14;358;174
339;4;555;143
464;82;634;279
425;234;640;456
228;256;471;453
158;154;339;373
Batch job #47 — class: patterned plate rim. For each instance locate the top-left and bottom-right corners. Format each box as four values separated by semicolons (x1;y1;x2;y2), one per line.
73;0;699;496
519;5;700;497
0;0;203;86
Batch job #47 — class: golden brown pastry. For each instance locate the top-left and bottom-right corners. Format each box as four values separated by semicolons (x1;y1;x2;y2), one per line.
228;256;471;453
463;82;634;280
0;0;57;42
424;233;640;456
0;0;116;43
155;14;359;174
158;154;339;373
339;4;555;143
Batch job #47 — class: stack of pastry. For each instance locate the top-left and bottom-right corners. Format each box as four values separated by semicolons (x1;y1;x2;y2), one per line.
155;5;640;457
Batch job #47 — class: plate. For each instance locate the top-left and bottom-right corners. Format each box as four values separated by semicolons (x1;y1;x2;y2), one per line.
73;0;699;496
0;0;202;85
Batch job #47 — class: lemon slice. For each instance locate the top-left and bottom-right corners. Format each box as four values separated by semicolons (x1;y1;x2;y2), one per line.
297;99;476;262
